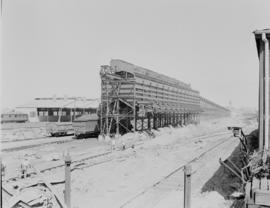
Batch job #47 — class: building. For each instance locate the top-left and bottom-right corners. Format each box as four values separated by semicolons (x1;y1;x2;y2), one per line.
16;97;99;122
1;110;29;124
200;96;231;119
100;59;201;135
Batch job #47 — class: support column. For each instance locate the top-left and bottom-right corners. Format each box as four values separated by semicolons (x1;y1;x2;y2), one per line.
259;44;264;150
148;113;151;130
164;113;166;126
161;113;163;127
262;33;270;150
183;114;185;125
116;99;120;137
106;81;109;136
153;113;156;129
159;113;162;128
100;80;103;136
134;113;137;132
133;83;136;132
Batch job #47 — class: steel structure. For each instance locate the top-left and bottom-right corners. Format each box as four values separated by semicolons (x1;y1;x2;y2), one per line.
100;59;201;136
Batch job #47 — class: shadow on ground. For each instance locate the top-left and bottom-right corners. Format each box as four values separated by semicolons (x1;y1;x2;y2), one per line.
201;143;244;199
201;129;259;208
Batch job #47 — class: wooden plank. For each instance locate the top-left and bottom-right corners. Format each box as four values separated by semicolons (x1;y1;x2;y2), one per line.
254;189;270;206
252;177;261;199
31;166;67;208
245;181;253;204
260;177;268;191
246;205;260;208
252;177;260;189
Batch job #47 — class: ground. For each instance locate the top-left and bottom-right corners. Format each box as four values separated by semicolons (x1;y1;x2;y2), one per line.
1;109;257;208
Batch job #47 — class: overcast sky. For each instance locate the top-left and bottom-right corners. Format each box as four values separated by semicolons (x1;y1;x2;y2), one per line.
1;0;270;109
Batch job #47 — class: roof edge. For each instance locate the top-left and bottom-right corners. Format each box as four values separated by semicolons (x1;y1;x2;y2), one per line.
253;29;270;35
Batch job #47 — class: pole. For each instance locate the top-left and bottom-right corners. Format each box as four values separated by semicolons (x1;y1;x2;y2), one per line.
100;80;103;136
184;165;191;208
262;33;269;150
116;99;119;137
0;156;2;208
259;43;264;150
65;152;71;208
133;82;136;132
106;81;109;136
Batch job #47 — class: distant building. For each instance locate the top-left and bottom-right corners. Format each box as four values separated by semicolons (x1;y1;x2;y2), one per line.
200;96;230;118
1;110;29;124
16;97;99;122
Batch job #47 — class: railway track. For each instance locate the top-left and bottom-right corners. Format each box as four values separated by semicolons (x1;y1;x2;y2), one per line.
2;122;254;208
2;115;253;153
41;131;232;173
3;120;254;187
1;136;50;143
3;129;232;184
119;133;236;208
2;137;75;152
1;127;228;153
1;133;74;144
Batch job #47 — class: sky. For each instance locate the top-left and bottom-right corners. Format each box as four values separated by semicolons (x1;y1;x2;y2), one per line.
1;0;270;109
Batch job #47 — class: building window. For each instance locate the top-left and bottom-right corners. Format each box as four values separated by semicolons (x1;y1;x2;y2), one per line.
53;111;58;116
30;111;36;117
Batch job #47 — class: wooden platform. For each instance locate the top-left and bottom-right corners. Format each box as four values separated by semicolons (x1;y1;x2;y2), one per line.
245;176;270;207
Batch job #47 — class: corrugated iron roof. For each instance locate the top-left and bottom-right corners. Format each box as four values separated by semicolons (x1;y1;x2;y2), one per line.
74;114;99;122
110;59;196;91
17;97;100;109
1;109;26;115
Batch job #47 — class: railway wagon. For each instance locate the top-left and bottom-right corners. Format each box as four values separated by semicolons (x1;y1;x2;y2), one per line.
1;111;28;124
46;122;74;136
73;114;99;138
100;59;201;136
44;99;99;137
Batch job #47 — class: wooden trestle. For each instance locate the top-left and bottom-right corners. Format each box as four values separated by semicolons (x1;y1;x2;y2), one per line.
99;60;201;136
